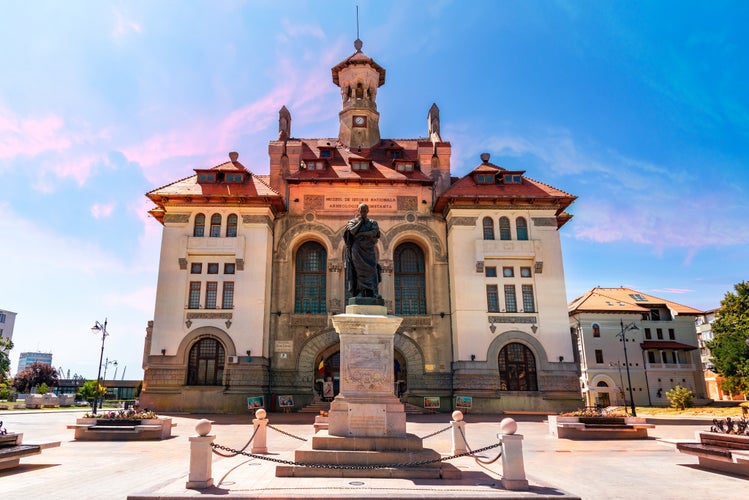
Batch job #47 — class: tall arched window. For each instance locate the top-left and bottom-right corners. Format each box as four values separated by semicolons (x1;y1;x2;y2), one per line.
482;217;495;240
498;343;538;391
516;217;528;240
592;323;601;337
209;214;222;237
499;217;511;240
186;337;225;385
394;243;426;315
226;214;238;237
295;241;327;314
193;213;205;237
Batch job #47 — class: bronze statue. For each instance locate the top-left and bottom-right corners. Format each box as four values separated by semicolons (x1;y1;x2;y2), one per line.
344;203;381;300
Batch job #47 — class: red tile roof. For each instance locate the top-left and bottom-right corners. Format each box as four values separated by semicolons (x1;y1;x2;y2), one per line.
568;287;703;315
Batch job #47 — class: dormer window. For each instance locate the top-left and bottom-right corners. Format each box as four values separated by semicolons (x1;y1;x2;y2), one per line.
320;149;332;158
307;160;327;170
198;173;216;183
476;173;495;184
351;161;370;171
503;174;522;184
395;161;414;172
225;173;244;183
389;149;403;159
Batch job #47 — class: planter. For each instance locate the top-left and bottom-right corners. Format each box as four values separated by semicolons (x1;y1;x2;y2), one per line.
676;431;749;477
69;417;174;440
58;394;76;407
548;414;654;439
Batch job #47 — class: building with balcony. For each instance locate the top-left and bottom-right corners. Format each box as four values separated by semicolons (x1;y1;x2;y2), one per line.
141;38;578;413
569;287;708;408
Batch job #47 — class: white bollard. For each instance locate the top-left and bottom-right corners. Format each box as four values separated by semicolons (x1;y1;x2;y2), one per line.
186;418;215;489
498;417;529;491
251;408;268;454
450;410;467;455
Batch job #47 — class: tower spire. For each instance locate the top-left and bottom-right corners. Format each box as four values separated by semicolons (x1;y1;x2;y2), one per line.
354;4;362;52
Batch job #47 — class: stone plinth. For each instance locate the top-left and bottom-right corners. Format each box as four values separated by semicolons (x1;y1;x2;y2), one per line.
328;304;405;437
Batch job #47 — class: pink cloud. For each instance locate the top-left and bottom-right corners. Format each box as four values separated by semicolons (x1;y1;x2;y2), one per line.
91;202;116;219
0;109;72;160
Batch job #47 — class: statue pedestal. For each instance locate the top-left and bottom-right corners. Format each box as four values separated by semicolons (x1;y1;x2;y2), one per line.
328;304;405;437
275;304;461;479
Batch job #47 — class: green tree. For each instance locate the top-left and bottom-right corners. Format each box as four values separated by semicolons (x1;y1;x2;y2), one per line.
0;336;13;378
706;281;749;396
12;362;59;393
665;385;694;410
77;380;106;401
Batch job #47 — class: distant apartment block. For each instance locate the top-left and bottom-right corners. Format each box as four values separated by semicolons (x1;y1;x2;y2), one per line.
0;309;17;341
18;351;53;372
696;309;746;400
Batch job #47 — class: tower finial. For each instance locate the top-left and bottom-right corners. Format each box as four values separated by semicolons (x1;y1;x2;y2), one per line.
354;4;363;52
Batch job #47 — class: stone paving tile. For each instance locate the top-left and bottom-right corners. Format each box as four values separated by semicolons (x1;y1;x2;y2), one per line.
0;410;746;499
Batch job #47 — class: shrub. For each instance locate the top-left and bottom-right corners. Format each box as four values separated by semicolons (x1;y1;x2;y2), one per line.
37;382;49;395
665;385;694;410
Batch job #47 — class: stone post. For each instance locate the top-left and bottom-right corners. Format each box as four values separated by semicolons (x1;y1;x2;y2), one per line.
251;408;268;454
498;418;528;491
186;419;215;490
451;410;467;455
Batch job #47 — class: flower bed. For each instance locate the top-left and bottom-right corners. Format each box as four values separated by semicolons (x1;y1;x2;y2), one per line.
70;409;173;440
549;411;654;439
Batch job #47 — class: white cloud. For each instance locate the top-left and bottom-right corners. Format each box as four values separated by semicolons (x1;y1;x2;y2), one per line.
91;202;116;219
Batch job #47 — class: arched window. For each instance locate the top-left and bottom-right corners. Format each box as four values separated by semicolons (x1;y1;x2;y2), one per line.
516;217;528;240
186;337;225;386
226;214;238;237
498;343;538;391
592;323;601;337
209;214;222;237
482;217;495;240
394;243;426;315
295;241;327;314
193;214;205;237
499;217;511;240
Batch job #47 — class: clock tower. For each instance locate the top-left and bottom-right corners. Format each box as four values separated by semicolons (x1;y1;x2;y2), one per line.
332;38;385;149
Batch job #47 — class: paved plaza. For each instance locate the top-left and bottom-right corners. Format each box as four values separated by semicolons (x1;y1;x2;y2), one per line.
0;409;745;499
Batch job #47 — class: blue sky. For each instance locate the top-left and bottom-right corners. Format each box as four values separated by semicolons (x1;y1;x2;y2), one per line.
1;1;747;379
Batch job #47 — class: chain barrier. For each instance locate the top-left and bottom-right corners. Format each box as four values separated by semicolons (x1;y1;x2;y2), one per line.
266;424;309;441
418;424;452;440
211;424;260;457
458;426;502;464
210;440;501;469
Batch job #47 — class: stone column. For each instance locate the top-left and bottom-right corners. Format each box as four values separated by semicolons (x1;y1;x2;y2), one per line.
450;410;467;455
498;418;529;491
186;419;215;489
251;409;268;454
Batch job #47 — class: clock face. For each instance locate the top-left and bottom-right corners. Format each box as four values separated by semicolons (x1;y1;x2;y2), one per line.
353;115;366;127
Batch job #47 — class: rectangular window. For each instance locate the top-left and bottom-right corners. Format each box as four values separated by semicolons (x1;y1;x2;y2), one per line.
502;267;514;277
486;285;499;312
222;282;234;309
595;349;603;364
0;313;5;323
644;328;652;339
207;263;219;274
320;149;331;158
520;267;532;277
504;285;517;313
656;328;663;340
205;282;218;309
188;282;201;309
351;161;369;170
485;266;497;277
648;351;656;363
191;263;202;274
668;328;675;340
224;263;235;274
396;162;414;172
522;285;535;312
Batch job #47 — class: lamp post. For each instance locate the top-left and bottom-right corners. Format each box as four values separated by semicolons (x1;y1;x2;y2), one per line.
617;319;639;417
90;319;109;414
103;358;118;380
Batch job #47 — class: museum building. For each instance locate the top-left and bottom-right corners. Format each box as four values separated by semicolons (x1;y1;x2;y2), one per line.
140;39;580;413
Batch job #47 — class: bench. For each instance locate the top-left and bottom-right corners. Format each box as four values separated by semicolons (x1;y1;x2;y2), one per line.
676;431;749;477
549;415;655;440
0;433;61;470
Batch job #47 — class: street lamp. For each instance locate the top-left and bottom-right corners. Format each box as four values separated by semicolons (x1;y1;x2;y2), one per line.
617;319;639;417
103;358;118;380
90;319;109;414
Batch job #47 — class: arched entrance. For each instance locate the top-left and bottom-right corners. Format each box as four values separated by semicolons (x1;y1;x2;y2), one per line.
313;344;408;400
